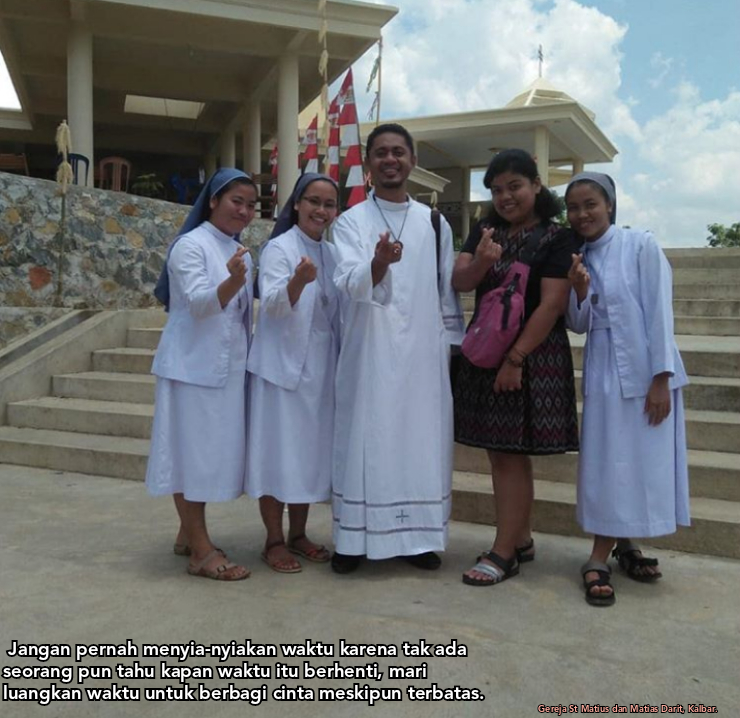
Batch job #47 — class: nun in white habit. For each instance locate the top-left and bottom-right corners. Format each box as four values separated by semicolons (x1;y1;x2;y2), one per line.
147;168;257;581
246;173;340;573
565;171;690;607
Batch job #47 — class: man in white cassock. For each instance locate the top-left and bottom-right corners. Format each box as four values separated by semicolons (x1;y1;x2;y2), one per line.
330;123;464;574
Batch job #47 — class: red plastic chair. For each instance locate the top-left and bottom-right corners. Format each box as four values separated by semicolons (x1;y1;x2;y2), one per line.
98;156;132;192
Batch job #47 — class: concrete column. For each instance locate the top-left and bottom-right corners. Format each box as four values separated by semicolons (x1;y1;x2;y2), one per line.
573;158;584;176
461;166;471;240
204;153;217;179
534;126;550;187
67;23;94;187
219;129;236;168
277;52;300;209
242;101;262;175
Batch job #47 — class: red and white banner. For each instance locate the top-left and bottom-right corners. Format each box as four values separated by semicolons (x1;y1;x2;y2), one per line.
301;115;319;174
337;69;366;207
325;97;341;183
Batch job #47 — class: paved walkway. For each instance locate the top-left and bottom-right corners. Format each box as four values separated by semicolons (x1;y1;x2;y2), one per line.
1;465;737;717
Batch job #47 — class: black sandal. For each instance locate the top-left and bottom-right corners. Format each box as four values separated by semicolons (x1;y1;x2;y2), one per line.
462;551;519;587
581;560;616;607
612;541;662;583
516;538;535;564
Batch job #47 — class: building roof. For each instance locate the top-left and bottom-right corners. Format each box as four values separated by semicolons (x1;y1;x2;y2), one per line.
360;95;617;173
0;0;397;156
505;76;596;119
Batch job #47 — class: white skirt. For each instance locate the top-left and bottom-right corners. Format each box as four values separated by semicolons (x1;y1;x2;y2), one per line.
577;328;690;537
145;372;247;502
246;332;335;504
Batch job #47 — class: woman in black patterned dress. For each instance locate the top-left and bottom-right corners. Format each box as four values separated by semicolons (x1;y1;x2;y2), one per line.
453;149;579;587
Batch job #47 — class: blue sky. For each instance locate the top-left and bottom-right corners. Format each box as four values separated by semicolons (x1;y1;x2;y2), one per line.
2;0;737;246
353;0;740;246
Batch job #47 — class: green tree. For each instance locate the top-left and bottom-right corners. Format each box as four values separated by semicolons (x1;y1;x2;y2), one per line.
707;222;740;248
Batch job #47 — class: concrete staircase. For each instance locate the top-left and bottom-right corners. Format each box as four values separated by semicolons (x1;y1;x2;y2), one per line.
453;248;740;558
0;249;738;557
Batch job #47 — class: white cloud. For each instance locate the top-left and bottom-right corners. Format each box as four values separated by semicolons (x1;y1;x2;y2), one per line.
356;0;737;247
356;0;639;138
648;51;674;89
619;84;740;245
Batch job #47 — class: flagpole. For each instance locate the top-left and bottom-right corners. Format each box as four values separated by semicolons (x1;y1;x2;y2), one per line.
375;35;383;126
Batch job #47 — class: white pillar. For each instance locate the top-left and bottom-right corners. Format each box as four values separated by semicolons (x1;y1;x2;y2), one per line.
67;23;94;187
534;126;550;187
573;158;584;176
204;153;217;179
461;166;471;240
277;52;300;209
242;101;262;175
219;129;236;168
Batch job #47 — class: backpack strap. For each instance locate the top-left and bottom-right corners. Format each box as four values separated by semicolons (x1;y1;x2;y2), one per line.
519;224;549;265
431;208;442;289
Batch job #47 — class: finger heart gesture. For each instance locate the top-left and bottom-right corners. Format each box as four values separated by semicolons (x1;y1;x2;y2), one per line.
375;231;403;265
294;256;317;284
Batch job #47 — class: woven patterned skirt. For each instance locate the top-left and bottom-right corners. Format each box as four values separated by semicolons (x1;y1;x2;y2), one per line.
454;325;579;455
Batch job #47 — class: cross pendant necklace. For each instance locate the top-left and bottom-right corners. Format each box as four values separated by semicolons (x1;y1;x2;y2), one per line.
373;194;410;244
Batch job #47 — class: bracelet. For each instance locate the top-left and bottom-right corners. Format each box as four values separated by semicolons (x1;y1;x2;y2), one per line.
504;353;525;369
509;346;527;360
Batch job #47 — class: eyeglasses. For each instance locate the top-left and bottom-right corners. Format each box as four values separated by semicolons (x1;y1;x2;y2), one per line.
301;196;338;211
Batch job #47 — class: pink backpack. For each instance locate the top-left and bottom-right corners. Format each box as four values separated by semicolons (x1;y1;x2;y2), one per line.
461;226;546;369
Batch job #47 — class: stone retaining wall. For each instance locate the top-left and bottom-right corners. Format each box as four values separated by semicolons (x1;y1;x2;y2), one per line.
0;172;273;347
0;172;272;311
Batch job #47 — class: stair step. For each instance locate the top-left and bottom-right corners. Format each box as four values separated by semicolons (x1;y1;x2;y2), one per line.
453;445;740;502
673;284;740;299
127;327;163;350
683;376;740;412
673;316;740;336
8;397;153;439
92;348;155;375
574;371;740;413
569;334;740;378
571;404;740;454
672;268;740;285
451;473;740;559
665;248;740;269
53;371;156;404
0;427;148;481
674;299;740;318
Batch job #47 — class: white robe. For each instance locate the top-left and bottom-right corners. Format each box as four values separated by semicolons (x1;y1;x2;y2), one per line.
146;222;252;502
331;194;464;559
566;226;690;537
246;226;340;503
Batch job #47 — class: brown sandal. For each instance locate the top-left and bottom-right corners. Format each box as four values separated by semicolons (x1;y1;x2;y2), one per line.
262;541;302;573
287;534;331;563
187;549;250;581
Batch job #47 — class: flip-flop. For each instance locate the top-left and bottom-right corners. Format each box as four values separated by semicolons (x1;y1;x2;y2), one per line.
262;541;302;573
287;534;330;563
187;549;250;581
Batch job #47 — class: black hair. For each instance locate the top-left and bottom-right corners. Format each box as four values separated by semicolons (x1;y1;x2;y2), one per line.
482;148;561;228
365;123;415;157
